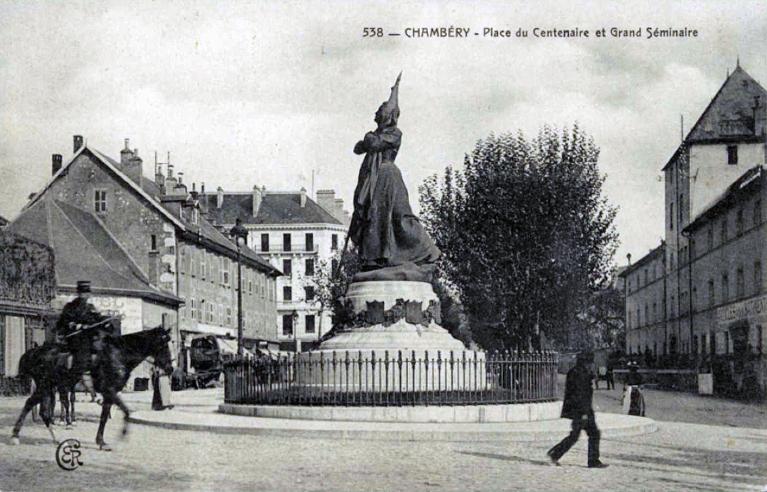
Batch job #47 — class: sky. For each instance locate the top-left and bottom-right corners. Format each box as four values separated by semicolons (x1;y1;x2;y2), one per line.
1;0;765;265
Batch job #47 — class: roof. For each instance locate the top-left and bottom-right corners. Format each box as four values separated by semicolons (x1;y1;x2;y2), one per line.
0;215;7;227
200;191;342;226
6;197;182;305
25;145;186;230
683;165;763;233
663;65;767;170
24;143;279;277
619;242;666;278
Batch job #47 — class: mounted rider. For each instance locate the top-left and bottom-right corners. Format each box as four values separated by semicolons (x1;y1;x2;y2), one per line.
55;280;116;380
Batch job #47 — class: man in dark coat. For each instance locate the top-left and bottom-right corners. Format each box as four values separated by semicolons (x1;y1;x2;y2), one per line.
54;280;116;396
547;351;608;468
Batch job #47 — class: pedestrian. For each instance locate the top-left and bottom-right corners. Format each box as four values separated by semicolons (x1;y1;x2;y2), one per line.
151;364;174;411
623;362;645;416
606;358;615;390
547;351;608;468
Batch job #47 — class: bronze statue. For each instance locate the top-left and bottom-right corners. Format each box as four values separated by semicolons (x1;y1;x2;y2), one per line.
349;73;440;282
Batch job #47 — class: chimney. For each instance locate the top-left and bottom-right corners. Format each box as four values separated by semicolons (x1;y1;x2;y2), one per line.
73;135;84;153
51;154;62;175
217;186;224;208
155;163;165;190
120;138;133;165
299;187;307;208
124;147;143;186
252;185;262;217
334;198;344;221
316;189;335;215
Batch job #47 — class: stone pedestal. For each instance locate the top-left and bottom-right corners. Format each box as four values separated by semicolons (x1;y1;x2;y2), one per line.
297;280;486;391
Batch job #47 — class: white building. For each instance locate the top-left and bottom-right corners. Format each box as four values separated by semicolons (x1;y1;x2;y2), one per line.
200;186;349;350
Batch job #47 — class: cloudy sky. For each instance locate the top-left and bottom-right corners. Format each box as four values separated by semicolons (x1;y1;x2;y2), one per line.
1;0;765;263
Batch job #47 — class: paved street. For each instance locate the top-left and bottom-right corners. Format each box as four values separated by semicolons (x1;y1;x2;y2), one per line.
0;386;765;492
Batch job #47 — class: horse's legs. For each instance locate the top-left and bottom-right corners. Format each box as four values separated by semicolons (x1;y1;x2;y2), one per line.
95;400;112;450
59;388;71;427
40;390;58;444
11;389;44;443
70;388;76;423
111;392;131;437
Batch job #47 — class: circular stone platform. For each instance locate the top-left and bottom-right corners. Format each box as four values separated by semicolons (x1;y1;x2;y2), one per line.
218;402;561;423
128;409;657;442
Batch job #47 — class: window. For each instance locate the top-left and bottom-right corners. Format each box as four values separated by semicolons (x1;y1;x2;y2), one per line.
261;233;270;252
755;261;763;295
692;335;698;354
200;253;207;280
755;200;762;226
707;225;714;250
708;279;715;308
690;239;696;259
736;209;744;236
283;233;292;252
636;307;641;327
304;286;315;301
721;273;729;303
644;269;648;285
757;326;763;354
283;259;292;276
669;202;674;230
652;302;657;322
644;304;649;325
710;331;716;354
283;286;292;301
189;298;196;321
727;145;738;165
94;190;107;213
679;194;684;223
720;218;728;244
670;295;675;318
150;234;158;251
282;315;293;336
331;234;338;251
305;258;315;276
305;314;316;334
724;331;730;354
692;287;697;312
222;258;230;285
226;307;232;326
305;233;314;251
736;266;745;298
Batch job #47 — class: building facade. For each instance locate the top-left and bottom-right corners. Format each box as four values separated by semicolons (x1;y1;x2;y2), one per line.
0;231;55;390
10;137;280;383
621;63;766;396
201;187;348;349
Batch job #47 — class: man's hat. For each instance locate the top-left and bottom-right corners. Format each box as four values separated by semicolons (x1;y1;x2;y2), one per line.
76;280;92;293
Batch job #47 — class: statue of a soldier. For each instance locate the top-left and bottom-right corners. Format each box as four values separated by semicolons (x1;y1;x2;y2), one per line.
55;280;116;393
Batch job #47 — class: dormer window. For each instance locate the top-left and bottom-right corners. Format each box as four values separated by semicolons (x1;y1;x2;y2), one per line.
727;145;738;165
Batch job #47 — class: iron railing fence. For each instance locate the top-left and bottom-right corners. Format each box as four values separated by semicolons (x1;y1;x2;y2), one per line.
224;350;558;406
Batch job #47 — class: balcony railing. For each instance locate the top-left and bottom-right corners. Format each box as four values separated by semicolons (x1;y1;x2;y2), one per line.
224;350;559;406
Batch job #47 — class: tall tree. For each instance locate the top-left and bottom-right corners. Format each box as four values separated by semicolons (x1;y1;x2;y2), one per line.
419;126;618;351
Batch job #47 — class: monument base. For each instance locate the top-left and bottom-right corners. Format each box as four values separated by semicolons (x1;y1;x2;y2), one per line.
298;280;484;391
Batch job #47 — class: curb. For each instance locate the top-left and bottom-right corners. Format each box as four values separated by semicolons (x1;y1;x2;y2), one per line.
128;411;657;442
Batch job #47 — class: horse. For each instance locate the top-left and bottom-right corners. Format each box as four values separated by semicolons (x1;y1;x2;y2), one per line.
11;326;173;450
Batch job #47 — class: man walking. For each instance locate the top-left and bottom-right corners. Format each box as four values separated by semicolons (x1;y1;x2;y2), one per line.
547;351;608;468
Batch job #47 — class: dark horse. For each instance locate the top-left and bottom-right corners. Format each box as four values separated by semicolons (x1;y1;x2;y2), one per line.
11;326;173;450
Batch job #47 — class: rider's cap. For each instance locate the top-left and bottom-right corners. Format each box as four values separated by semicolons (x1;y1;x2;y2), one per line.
76;280;92;293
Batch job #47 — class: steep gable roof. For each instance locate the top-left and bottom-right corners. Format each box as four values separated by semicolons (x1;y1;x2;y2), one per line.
23;145;186;230
662;66;767;171
6;197;181;305
201;192;342;226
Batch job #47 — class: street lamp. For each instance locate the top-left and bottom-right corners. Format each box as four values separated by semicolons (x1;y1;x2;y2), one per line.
291;309;300;353
229;218;248;357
